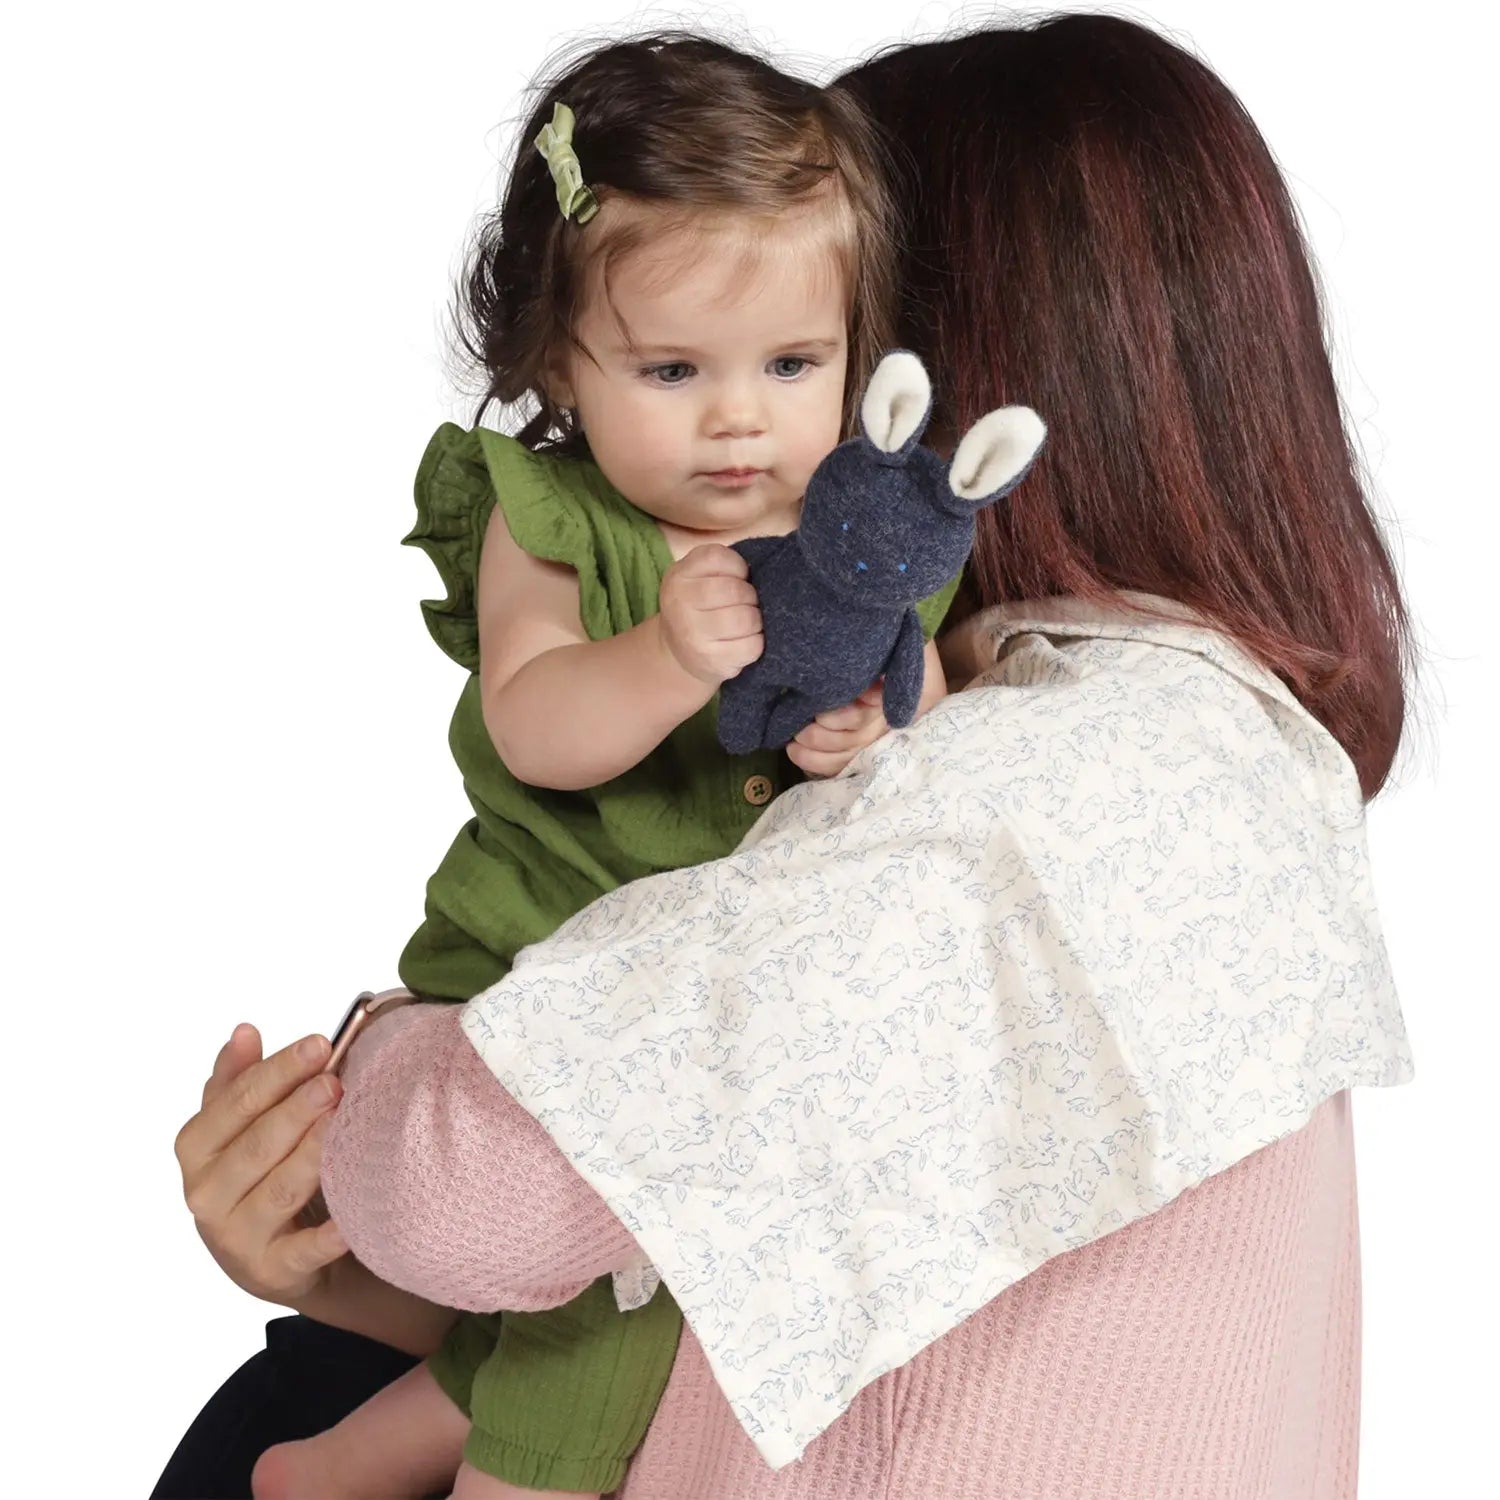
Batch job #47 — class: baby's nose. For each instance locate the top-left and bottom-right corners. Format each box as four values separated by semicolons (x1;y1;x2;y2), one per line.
706;384;768;438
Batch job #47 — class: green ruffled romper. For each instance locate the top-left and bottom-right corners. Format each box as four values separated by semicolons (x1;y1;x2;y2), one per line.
399;423;960;1492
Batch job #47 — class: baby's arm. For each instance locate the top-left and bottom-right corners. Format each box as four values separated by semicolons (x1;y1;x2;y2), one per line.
478;507;759;790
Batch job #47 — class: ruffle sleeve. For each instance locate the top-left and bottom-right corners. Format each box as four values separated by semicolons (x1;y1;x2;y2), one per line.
403;426;610;671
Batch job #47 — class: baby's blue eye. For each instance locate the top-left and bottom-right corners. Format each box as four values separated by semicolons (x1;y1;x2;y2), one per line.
841;521;850;531
897;562;908;572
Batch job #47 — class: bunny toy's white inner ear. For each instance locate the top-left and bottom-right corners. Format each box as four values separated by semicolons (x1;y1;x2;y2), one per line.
860;351;931;453
949;406;1047;500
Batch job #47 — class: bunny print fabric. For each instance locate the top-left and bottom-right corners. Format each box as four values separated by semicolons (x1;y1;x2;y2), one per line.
462;595;1413;1468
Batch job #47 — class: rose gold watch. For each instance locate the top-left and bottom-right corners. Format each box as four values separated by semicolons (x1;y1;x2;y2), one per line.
298;986;419;1230
324;986;419;1075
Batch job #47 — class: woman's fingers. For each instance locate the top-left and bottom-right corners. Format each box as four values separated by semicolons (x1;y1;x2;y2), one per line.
186;1071;342;1226
257;1115;350;1289
265;1218;349;1289
171;1024;352;1306
200;1023;262;1110
236;1109;337;1244
179;1032;331;1171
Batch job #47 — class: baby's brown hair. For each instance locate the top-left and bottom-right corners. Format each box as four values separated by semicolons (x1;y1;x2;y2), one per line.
454;33;897;450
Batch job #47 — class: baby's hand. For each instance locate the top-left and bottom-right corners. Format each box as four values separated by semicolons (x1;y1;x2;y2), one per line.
658;544;763;686
786;681;890;778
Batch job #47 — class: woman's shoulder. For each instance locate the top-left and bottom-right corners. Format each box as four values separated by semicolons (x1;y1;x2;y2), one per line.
938;594;1366;822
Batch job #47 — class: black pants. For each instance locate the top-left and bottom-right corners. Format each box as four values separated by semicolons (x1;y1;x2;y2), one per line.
150;1315;422;1499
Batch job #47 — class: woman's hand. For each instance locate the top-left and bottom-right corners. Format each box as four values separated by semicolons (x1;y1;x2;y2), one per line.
174;1023;349;1307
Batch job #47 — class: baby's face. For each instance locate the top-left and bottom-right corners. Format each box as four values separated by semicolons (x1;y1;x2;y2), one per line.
557;209;848;539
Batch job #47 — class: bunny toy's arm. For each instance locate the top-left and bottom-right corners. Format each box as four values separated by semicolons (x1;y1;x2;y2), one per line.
881;608;927;728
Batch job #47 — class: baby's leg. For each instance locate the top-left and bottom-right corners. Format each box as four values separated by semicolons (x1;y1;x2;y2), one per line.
251;1362;468;1500
460;1281;680;1497
449;1460;598;1499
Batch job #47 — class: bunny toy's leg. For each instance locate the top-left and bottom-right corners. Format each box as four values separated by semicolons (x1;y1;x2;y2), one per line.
880;611;927;728
717;659;783;755
762;687;828;751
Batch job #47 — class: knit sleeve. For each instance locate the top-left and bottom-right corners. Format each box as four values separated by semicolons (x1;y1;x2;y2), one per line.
320;1001;644;1312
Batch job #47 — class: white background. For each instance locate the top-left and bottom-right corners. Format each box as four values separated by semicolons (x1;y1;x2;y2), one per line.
4;2;1494;1494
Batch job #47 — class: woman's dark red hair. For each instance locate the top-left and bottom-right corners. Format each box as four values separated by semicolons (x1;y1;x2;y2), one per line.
840;14;1411;797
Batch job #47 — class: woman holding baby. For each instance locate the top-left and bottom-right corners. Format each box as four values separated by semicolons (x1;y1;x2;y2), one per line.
159;15;1412;1499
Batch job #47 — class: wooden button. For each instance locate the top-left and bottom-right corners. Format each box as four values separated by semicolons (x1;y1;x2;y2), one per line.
743;775;774;806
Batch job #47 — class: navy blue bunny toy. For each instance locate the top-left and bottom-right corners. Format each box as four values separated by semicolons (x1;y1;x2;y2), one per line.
717;350;1047;755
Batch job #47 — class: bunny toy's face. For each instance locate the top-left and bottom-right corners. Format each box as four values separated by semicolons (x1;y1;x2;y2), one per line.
796;440;972;607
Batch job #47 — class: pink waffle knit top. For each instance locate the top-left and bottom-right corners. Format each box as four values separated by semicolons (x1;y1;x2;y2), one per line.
321;1001;1363;1499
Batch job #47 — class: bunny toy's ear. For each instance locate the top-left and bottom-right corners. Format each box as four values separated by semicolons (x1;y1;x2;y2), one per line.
860;351;933;460
948;406;1047;505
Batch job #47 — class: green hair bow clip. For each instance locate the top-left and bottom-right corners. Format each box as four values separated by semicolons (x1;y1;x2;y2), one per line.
535;102;599;225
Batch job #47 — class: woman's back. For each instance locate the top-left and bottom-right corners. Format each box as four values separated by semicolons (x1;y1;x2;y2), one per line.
622;1092;1358;1499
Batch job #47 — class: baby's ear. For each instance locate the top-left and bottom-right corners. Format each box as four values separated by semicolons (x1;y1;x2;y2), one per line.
860;351;933;458
948;407;1047;504
541;347;577;410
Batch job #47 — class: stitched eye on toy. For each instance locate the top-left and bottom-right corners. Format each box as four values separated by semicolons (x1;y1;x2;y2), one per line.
897;563;908;573
841;521;850;531
856;561;868;572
